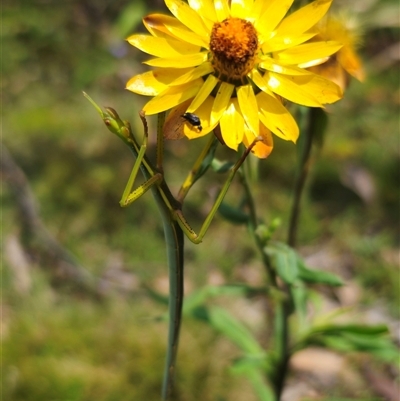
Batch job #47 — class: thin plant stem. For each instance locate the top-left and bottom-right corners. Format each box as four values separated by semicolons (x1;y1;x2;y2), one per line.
240;161;290;400
239;165;276;286
287;108;318;248
272;302;290;399
277;107;323;396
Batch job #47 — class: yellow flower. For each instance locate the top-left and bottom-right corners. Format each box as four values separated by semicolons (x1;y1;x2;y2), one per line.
304;13;365;91
126;0;343;158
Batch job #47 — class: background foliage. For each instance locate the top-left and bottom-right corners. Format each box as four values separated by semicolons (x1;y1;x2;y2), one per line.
2;0;399;400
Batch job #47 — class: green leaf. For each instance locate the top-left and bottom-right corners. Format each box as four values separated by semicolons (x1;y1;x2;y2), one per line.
211;158;234;173
230;355;270;373
290;282;308;328
218;202;249;225
231;358;275;401
208;307;264;355
183;284;249;315
300;323;397;362
297;260;343;286
265;243;342;286
187;305;210;322
245;371;275;401
312;324;389;336
321;333;398;361
143;284;169;305
265;242;298;284
319;334;355;352
341;332;398;361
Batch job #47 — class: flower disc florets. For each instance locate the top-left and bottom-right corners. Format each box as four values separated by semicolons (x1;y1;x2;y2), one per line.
210;18;258;83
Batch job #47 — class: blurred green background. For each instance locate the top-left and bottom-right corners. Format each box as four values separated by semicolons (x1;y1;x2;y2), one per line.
2;0;399;400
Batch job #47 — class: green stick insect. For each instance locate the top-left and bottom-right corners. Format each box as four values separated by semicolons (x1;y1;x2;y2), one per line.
84;92;259;400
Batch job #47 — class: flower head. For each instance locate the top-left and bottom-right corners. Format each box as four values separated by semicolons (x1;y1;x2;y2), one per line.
304;13;365;91
127;0;343;158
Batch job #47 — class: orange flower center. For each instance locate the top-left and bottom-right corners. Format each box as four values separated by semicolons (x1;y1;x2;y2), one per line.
210;18;258;84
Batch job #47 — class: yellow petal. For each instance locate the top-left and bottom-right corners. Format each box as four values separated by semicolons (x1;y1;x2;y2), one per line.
220;100;245;150
265;71;321;107
126;68;193;96
262;33;316;53
169;62;214;86
298;56;330;69
188;0;217;28
243;123;273;159
338;47;365;81
187;74;219;112
214;0;230;21
291;72;344;104
237;85;259;136
259;58;313;75
308;60;348;92
269;71;343;106
127;34;200;57
251;69;278;97
256;91;299;142
276;0;333;36
249;0;265;21
165;25;209;47
230;0;253;19
143;10;208;46
143;79;203;114
255;0;294;36
275;41;342;65
143;14;187;39
210;82;235;127
165;0;209;38
144;52;208;68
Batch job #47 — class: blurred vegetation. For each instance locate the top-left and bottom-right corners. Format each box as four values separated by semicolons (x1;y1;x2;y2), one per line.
2;0;399;400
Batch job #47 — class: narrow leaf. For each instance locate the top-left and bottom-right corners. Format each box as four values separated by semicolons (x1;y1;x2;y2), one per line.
297;260;343;286
290;282;308;328
300;323;396;362
265;242;299;284
183;284;249;315
231;357;275;401
312;324;389;336
218;202;249;225
208;306;264;355
211;158;235;173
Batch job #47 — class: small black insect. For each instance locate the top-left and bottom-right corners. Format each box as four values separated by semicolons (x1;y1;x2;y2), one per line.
182;112;202;132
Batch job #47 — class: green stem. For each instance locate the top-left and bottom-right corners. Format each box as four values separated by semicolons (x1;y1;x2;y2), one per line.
239;166;276;286
84;96;185;400
240;162;291;401
123;138;184;401
161;219;184;401
276;108;323;397
271;301;290;400
287;108;318;248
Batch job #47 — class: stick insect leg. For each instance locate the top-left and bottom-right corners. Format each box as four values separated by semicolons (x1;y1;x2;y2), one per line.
156;112;166;173
83;92;162;207
120;112;163;207
174;138;260;244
